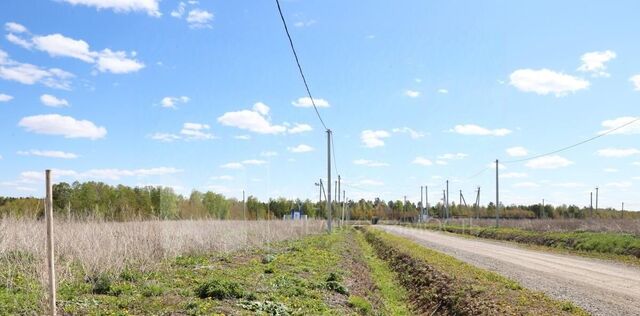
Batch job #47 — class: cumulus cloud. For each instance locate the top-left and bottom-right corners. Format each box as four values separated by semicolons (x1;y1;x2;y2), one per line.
17;149;78;159
292;97;330;108
0;93;13;102
524;155;573;169
160;96;190;109
404;89;420;98
40;94;69;107
260;151;278;157
6;27;144;74
288;144;314;153
218;102;287;134
597;148;640;158
220;162;244;169
412;157;433;166
509;69;589;96
234;135;251;140
186;9;213;28
631;75;640;91
599;116;640;135
437;88;448;94
0;49;74;89
506;146;528;157
5;22;28;33
450;124;511;136
19;114;106;140
353;159;389;167
392;127;424;139
59;0;161;17
361;130;390;148
151;122;215;142
288;123;313;134
437;153;467;160
577;50;616;77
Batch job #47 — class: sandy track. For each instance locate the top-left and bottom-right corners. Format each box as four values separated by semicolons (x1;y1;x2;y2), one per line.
377;225;640;316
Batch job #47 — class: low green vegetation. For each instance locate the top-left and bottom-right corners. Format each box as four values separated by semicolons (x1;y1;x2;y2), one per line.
409;223;640;259
362;227;588;315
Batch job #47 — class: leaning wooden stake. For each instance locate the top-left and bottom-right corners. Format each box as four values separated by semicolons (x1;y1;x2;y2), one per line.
45;169;56;316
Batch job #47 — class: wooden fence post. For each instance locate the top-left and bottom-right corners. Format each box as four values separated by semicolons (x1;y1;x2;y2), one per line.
45;170;56;315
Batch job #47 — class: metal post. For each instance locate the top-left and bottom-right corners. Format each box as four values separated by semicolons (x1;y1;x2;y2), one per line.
475;187;481;219
326;130;332;232
595;187;599;212
495;159;499;227
45;170;57;316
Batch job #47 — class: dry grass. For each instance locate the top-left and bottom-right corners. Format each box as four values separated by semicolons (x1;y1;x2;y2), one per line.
443;218;640;235
0;218;325;287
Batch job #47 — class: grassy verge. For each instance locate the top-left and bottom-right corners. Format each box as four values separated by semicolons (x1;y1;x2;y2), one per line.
1;228;413;315
363;227;588;315
408;223;640;259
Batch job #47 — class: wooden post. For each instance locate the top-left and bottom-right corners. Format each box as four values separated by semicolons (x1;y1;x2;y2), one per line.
45;170;56;316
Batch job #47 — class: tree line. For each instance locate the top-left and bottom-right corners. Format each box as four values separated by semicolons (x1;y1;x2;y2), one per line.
0;181;636;220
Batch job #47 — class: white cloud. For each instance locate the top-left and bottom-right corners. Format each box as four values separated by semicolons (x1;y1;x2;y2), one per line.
599;116;640;135
603;168;619;173
509;68;589;96
606;181;632;188
361;130;390;148
220;162;244;169
5;22;28;33
487;162;507;170
392;127;424;139
7;28;144;74
40;94;69;107
501;172;528;179
288;144;314;153
631;75;640;91
437;153;467;160
150;133;181;142
19;114;106;140
17;149;78;159
291;97;330;108
160;96;190;109
524;155;573;169
435;160;447;165
404;89;420;98
597;148;640;158
180;122;215;140
234;135;251;140
437;88;448;94
6;33;33;49
0;49;74;89
353;159;389;167
0;93;13;102
171;2;186;18
412;157;433;166
450;124;511;136
59;0;161;17
288;123;313;134
577;50;616;77
293;20;316;28
218;102;287;134
634;162;640;166
186;9;213;29
83;167;181;180
506;146;528;157
514;182;539;188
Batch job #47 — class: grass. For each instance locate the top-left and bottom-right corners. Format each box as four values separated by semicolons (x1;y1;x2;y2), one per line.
362;227;588;315
406;222;640;259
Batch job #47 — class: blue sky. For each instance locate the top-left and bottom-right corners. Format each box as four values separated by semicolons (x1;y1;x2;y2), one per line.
1;0;639;210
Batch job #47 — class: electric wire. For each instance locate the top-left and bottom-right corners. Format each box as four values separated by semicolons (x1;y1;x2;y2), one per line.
274;0;328;131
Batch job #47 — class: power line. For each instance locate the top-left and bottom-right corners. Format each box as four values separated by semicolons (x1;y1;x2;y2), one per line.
503;116;640;164
274;0;328;131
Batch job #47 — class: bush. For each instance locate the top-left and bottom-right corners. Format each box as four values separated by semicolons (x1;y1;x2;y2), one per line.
196;278;244;300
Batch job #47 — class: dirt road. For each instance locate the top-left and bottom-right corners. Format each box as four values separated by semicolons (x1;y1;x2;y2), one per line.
377;225;640;316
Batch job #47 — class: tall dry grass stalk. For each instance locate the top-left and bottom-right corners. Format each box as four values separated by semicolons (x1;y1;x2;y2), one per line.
0;218;325;288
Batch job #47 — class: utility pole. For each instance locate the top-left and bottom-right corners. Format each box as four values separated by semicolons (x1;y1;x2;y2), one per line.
420;186;424;222
425;185;429;220
442;190;446;219
316;179;323;203
242;190;246;220
495;159;499;227
45;170;56;316
327;130;332;232
595;187;599;213
445;180;449;221
475;187;481;219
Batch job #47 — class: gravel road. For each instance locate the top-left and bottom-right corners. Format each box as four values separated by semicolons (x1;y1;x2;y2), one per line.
377;225;640;316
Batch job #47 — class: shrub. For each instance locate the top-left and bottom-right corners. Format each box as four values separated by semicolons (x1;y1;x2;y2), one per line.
196;278;244;300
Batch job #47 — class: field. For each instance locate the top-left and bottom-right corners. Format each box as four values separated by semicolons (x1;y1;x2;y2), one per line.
0;216;594;315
